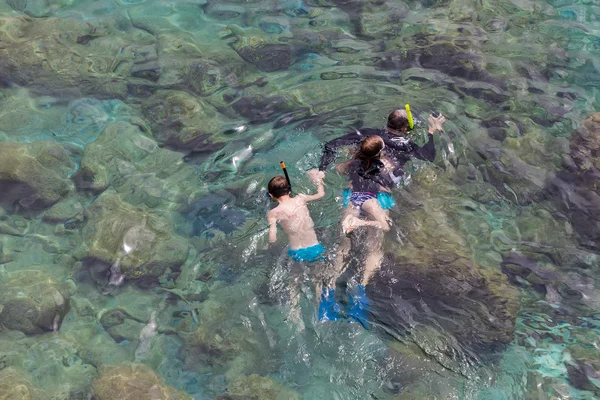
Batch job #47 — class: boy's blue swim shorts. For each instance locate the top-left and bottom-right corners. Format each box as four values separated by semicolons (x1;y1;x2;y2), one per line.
288;243;325;263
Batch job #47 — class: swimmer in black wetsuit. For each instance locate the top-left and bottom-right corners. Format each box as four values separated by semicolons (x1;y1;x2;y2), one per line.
319;109;446;179
312;109;446;326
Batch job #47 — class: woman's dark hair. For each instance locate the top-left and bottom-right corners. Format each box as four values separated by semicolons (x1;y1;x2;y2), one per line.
268;176;291;198
359;136;384;159
387;109;409;133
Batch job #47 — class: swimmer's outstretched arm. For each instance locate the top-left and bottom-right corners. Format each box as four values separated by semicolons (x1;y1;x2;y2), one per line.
301;170;325;202
267;212;278;243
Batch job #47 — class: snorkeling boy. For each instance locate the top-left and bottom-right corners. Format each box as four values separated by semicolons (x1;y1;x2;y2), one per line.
267;170;341;322
267;169;326;262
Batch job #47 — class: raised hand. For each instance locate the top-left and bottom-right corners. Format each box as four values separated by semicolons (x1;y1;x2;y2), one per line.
307;169;325;184
428;113;446;134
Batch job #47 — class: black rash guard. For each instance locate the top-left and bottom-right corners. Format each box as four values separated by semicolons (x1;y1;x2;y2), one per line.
344;158;396;193
318;128;436;177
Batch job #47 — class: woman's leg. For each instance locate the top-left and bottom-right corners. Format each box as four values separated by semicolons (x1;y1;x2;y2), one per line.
362;198;391;232
362;226;385;286
360;200;389;286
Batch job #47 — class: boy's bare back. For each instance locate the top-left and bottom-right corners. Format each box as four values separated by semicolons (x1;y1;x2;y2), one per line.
267;170;325;250
269;195;319;250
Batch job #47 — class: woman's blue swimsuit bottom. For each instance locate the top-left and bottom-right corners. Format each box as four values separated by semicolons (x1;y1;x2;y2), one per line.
288;243;325;263
342;189;395;210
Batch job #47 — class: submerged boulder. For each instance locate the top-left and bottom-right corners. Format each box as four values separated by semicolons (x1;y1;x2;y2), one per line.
82;192;189;282
92;363;191;400
0;141;74;210
0;271;70;335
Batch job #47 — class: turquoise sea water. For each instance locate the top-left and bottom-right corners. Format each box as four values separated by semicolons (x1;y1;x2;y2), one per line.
1;0;600;398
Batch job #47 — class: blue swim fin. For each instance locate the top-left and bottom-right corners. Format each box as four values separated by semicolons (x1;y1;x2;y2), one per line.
318;287;340;321
347;285;369;329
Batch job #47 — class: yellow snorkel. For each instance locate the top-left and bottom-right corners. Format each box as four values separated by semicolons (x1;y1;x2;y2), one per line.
405;104;414;130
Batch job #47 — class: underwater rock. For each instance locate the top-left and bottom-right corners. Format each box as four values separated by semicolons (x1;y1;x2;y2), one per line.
42;196;83;223
74;121;156;193
99;308;145;344
92;363;192;400
176;291;266;380
356;1;408;39
501;251;600;312
223;25;295;72
0;270;70;335
0;367;48;400
375;39;489;82
546;112;600;250
468;134;549;205
0;16;156;99
226;93;310;124
0;141;74;210
371;250;519;348
217;374;300;400
141;90;229;153
82;192;189;283
154;33;248;97
5;0;75;18
74;121;208;209
567;360;600;393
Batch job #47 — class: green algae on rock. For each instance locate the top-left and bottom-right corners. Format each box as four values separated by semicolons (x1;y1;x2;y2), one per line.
0;16;156;99
223;25;295;72
74;121;207;210
82;192;189;282
0;367;48;400
42;196;84;223
142;90;230;153
0;141;74;210
0;271;69;335
546;112;600;251
175;289;267;382
92;363;192;400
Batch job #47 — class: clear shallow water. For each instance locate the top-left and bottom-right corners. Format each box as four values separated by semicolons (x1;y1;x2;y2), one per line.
1;0;600;398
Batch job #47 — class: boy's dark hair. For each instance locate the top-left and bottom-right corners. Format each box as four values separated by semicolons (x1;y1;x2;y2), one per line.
387;109;409;132
359;136;384;158
268;176;291;198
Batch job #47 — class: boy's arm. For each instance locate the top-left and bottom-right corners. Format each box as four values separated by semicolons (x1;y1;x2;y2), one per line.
301;170;325;202
267;212;278;243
